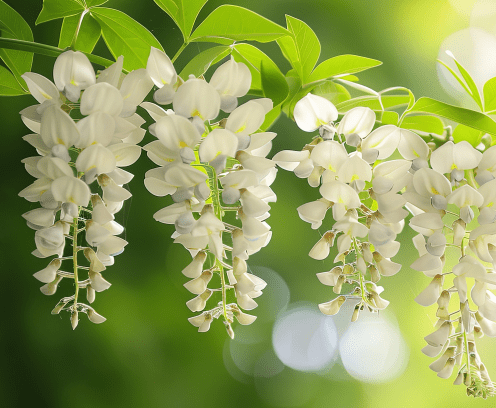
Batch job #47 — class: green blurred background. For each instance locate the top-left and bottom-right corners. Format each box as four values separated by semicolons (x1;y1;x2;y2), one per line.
2;0;496;407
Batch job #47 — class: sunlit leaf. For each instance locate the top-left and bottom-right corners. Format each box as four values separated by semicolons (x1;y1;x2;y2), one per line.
0;65;28;95
179;46;230;78
484;76;496;113
59;13;101;53
278;15;320;84
452;124;483;147
336;95;411;113
311;80;351;106
380;86;415;110
231;43;288;105
260;104;282;131
308;55;381;84
261;59;289;106
406;97;496;136
36;0;108;24
281;75;302;119
91;8;164;71
153;0;208;41
438;53;483;111
36;0;83;24
190;5;288;44
381;111;398;126
400;115;444;135
0;1;33;90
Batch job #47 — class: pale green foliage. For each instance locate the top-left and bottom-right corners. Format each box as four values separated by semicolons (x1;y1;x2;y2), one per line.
190;5;289;44
0;0;33;89
58;13;101;53
91;8;164;71
153;0;208;42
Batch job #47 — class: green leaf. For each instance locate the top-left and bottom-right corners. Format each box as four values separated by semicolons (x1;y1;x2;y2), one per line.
190;5;289;44
380;86;415;111
231;44;288;105
86;0;108;7
381;111;398;126
281;15;320;84
336;95;411;113
59;13;101;53
405;97;496;136
311;80;351;106
179;46;230;78
91;8;164;71
260;59;289;106
308;55;382;84
0;1;33;90
438;55;483;111
452;124;483;147
400;115;444;135
36;0;84;24
0;65;28;95
260;104;281;131
154;0;208;41
281;75;302;119
484;77;496;113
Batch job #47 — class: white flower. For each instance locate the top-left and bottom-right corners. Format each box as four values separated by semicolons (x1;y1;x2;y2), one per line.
147;47;177;105
294;93;338;132
173;77;220;120
40;105;80;148
80;82;124;117
119;68;154;117
210;58;251;112
21;72;61;108
337;106;375;138
225;99;269;136
53;50;96;102
430;141;482;175
297;199;331;229
320;180;361;220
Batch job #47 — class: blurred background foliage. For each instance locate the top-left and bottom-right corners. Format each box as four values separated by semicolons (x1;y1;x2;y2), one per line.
2;0;496;407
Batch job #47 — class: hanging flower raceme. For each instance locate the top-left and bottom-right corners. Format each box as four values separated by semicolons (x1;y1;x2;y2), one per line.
407;140;496;397
274;93;429;321
19;51;151;329
143;49;276;339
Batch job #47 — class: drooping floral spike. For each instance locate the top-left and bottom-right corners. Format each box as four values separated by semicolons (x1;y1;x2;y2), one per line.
274;94;429;320
142;48;276;339
19;51;150;329
407;140;496;397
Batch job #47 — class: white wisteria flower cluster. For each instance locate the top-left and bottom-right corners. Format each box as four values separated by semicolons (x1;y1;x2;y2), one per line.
274;93;430;320
142;49;277;338
407;140;496;397
19;50;151;329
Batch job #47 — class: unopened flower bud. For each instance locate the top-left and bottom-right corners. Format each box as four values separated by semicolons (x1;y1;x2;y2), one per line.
71;310;79;330
351;303;362;322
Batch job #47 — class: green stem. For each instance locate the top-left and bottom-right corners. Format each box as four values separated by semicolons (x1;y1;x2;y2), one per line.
464;330;471;385
0;38;116;68
209;165;228;321
72;212;80;309
172;42;188;63
352;238;367;302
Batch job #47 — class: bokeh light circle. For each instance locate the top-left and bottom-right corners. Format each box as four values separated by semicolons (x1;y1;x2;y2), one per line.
272;305;338;372
339;311;409;383
437;28;496;104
